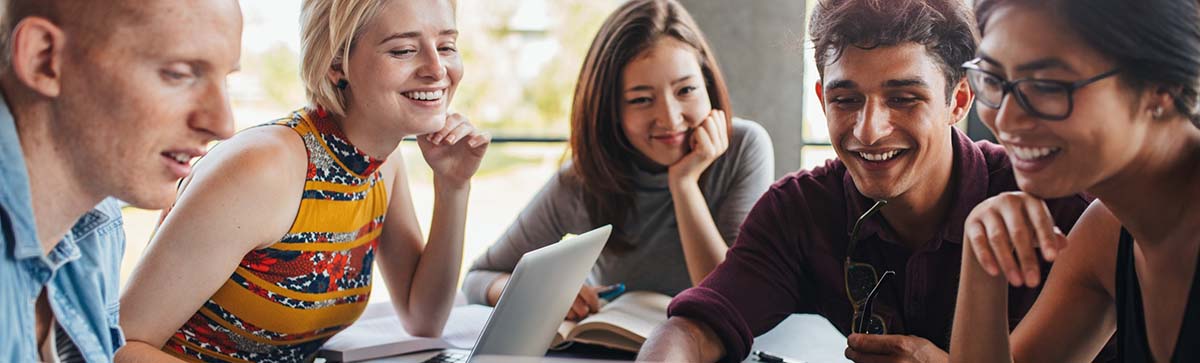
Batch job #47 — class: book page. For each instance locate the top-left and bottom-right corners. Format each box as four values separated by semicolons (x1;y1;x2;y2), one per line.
569;291;671;348
549;320;578;350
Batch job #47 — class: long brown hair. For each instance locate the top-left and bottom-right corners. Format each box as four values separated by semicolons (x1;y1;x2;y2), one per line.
568;0;733;253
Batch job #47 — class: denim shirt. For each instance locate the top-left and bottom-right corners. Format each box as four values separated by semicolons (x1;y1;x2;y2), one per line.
0;97;127;362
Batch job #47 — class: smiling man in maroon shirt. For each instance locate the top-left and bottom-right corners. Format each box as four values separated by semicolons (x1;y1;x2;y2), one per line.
637;1;1104;363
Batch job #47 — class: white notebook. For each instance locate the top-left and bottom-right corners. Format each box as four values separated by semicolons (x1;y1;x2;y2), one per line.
319;302;492;362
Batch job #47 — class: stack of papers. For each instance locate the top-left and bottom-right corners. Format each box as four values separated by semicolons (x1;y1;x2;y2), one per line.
319;303;493;362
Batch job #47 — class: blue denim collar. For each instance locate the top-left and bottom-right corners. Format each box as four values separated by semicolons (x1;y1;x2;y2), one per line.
34;206;116;269
54;207;115;264
0;95;41;261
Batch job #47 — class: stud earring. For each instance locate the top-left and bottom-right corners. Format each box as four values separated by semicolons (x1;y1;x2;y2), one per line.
336;79;349;90
1153;106;1164;119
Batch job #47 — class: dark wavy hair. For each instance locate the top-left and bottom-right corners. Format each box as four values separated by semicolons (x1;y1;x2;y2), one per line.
808;0;979;102
976;0;1200;126
568;0;733;253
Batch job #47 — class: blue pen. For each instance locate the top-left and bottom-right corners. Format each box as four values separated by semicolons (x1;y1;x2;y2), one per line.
597;283;626;301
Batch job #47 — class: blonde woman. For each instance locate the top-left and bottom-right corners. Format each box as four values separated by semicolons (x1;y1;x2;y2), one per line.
115;0;488;361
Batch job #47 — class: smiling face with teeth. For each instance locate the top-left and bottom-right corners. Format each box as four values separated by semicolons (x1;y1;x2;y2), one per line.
333;0;462;141
817;43;972;202
976;4;1151;198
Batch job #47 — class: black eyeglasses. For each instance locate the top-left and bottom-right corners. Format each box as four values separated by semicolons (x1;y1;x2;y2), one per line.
962;58;1120;121
845;199;894;334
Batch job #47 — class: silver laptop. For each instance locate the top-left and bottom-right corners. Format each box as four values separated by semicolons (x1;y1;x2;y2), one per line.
369;225;612;363
468;224;611;359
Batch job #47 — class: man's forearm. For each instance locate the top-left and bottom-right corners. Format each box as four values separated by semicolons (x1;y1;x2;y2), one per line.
638;316;725;362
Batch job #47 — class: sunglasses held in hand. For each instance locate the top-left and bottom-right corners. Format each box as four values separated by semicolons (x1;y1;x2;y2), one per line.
844;199;894;334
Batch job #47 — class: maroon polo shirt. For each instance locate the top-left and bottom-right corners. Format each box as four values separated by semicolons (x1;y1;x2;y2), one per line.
668;128;1098;362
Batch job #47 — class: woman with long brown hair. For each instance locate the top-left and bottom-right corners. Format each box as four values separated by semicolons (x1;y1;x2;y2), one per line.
464;0;774;321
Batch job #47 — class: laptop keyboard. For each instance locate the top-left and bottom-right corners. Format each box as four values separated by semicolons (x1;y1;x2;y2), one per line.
421;351;467;363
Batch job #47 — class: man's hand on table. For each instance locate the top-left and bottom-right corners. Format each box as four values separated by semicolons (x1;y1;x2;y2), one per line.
845;334;948;363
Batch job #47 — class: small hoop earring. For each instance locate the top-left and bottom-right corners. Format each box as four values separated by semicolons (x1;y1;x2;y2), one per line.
1153;106;1164;119
336;79;349;90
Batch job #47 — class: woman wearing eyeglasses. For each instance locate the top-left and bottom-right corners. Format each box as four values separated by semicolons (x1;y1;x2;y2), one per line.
950;0;1200;362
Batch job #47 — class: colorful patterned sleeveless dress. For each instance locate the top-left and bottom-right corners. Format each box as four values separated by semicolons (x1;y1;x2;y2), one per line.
164;108;388;362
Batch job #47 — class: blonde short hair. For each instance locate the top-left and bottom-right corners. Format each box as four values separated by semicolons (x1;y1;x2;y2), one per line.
300;0;456;116
300;0;385;116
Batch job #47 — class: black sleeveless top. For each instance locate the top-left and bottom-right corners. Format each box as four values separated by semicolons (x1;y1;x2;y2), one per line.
1115;228;1200;362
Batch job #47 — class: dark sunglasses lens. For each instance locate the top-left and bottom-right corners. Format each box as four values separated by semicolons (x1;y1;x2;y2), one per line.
1015;80;1070;118
966;69;1004;108
846;264;878;303
852;313;887;334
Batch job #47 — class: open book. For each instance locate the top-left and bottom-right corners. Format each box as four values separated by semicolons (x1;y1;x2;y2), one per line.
549;291;672;353
318;302;492;362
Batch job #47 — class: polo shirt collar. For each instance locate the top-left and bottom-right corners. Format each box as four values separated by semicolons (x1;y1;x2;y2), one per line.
842;127;990;248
